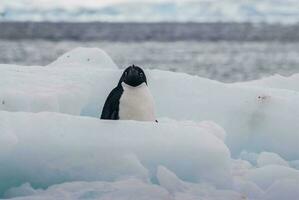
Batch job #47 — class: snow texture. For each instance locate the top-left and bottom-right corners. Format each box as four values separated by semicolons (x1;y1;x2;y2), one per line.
1;47;299;199
257;152;289;167
48;47;118;69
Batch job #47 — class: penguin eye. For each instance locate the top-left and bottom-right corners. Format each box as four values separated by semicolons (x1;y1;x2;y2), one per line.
139;73;143;77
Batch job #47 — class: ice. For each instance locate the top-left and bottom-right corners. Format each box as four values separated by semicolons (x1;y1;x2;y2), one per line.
48;47;118;69
238;73;299;92
157;166;243;200
6;177;299;200
157;166;186;193
239;151;259;165
0;111;231;196
263;179;299;200
2;175;244;200
257;152;289;167
4;183;38;199
246;165;299;190
4;179;170;200
232;178;264;199
1;60;299;159
290;160;299;170
198;121;226;142
1;47;299;199
148;70;299;160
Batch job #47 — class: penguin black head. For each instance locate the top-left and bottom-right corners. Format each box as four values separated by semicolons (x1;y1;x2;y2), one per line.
119;65;147;87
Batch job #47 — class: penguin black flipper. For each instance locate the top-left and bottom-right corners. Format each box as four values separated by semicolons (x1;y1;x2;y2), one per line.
101;86;124;120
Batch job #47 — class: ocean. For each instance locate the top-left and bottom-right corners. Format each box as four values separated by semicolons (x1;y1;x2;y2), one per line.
1;22;299;82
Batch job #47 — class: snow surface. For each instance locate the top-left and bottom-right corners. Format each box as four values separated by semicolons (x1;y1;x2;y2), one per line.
48;47;118;69
257;152;289;167
1;47;299;199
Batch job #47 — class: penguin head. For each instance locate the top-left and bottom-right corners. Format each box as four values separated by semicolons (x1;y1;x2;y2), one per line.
119;65;147;87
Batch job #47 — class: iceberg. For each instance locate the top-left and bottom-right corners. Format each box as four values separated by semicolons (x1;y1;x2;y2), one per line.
0;111;231;196
1;47;299;199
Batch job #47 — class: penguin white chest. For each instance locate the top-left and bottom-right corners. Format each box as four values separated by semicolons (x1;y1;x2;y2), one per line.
119;83;156;121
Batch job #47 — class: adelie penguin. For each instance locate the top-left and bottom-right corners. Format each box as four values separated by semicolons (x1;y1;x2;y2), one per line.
101;65;157;122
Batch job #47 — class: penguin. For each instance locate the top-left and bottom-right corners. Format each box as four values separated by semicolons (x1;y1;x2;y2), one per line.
101;65;157;122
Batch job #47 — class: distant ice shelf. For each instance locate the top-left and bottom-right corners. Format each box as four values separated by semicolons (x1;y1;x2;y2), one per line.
1;0;299;23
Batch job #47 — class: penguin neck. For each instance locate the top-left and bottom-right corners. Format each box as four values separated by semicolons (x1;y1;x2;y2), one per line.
121;82;147;90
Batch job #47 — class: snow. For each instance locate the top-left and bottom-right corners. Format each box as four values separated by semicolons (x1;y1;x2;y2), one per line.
237;73;299;92
0;111;231;196
263;179;299;200
197;121;226;142
1;58;299;159
290;160;299;170
48;47;118;69
246;165;299;190
1;47;299;199
257;152;289;167
4;179;170;200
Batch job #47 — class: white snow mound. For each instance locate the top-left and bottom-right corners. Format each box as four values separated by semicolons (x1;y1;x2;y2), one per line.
1;47;299;199
48;47;118;69
257;152;290;167
0;111;231;196
1;54;299;159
